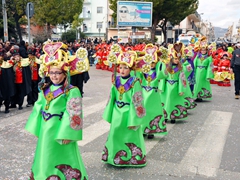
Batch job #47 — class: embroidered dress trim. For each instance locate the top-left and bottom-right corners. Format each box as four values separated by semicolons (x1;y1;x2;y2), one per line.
43;85;75;110
115;100;130;108
41;110;64;121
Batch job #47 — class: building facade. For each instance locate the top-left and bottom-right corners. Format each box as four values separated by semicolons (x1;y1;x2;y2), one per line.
80;0;109;39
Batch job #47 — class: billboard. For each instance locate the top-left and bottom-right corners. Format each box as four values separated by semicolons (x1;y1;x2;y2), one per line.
117;1;152;27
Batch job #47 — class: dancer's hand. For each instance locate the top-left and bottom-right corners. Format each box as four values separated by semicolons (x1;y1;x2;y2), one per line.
62;140;71;144
128;126;137;130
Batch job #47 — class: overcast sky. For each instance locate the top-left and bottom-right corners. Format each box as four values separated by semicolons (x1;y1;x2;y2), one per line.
197;0;240;28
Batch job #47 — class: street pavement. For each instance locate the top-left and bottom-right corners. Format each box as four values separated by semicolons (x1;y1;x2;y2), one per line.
0;67;240;180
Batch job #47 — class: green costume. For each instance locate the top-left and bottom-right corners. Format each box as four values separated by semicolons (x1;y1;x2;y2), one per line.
25;84;88;180
102;75;147;167
136;62;168;135
193;53;214;100
160;65;188;121
182;60;197;109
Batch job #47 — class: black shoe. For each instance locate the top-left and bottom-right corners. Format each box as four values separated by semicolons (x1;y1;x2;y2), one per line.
26;104;33;107
195;98;203;102
4;109;9;113
147;134;154;139
171;119;176;124
143;134;147;137
165;119;168;123
18;106;23;110
9;105;16;108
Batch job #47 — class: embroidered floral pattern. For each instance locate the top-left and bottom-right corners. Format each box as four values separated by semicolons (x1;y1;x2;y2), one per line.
144;115;167;134
45;92;54;102
132;91;146;118
55;164;82;180
67;97;83;130
102;146;108;161
186;64;193;72
170;105;188;119
197;88;212;99
180;71;187;87
113;143;146;165
118;85;125;94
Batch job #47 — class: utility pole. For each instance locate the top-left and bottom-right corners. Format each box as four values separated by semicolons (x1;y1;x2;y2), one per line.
2;0;8;42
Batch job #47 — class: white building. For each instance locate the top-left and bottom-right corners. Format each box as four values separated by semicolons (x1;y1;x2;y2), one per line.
79;0;109;39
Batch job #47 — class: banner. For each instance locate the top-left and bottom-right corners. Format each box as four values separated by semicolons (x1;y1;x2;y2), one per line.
117;1;153;27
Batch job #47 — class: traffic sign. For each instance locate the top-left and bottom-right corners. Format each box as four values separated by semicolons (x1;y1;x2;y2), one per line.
26;2;34;18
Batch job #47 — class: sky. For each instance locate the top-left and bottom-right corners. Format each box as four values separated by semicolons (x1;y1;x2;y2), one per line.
197;0;240;28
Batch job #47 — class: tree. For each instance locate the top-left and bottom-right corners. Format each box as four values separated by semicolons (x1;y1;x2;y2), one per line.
61;29;86;43
0;0;29;41
32;0;83;38
0;16;18;41
108;0;198;42
157;0;198;42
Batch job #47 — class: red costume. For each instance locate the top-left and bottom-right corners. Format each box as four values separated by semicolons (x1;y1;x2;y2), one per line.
214;52;233;86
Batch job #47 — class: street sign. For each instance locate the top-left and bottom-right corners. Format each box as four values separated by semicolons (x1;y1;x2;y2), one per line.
26;2;34;18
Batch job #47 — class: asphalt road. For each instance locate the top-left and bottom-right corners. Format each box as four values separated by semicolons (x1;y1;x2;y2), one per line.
0;67;239;180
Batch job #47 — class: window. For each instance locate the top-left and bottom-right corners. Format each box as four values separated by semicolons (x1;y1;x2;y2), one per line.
97;7;103;13
97;22;103;29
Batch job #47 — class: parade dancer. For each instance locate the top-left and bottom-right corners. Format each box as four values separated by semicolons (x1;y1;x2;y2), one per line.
0;47;15;113
10;45;32;110
193;37;214;102
214;52;233;87
182;45;197;110
26;46;42;107
161;42;188;124
25;42;88;179
102;49;147;167
135;44;168;139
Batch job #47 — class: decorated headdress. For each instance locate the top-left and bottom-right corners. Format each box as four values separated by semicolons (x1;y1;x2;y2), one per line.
168;42;185;59
208;42;216;55
134;44;159;73
117;50;136;68
194;36;208;52
157;46;169;63
68;47;90;76
39;42;68;78
105;43;122;67
184;45;194;58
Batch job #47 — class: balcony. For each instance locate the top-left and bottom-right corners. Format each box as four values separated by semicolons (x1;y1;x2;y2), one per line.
83;13;91;19
188;12;201;22
186;23;200;33
79;12;91;19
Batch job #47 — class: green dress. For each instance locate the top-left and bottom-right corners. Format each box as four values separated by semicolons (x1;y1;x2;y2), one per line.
160;65;188;121
25;84;88;180
137;62;168;135
102;75;147;167
193;53;214;99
